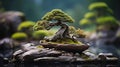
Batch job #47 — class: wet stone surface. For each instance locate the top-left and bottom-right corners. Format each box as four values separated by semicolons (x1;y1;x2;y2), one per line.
12;43;119;63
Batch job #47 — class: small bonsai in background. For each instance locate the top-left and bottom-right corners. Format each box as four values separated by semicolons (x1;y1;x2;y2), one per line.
84;12;96;20
79;2;119;32
79;18;92;26
89;2;113;17
96;16;119;31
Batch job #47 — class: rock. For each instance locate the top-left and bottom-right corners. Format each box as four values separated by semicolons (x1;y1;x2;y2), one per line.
0;11;26;39
0;38;15;61
58;56;76;62
21;43;37;51
41;43;57;48
20;49;42;61
13;49;24;59
13;46;62;61
34;57;58;62
34;56;76;63
41;43;89;53
98;53;118;61
12;43;118;63
83;51;97;60
55;44;89;53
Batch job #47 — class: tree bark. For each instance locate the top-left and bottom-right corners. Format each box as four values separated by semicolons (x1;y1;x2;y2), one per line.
48;21;70;41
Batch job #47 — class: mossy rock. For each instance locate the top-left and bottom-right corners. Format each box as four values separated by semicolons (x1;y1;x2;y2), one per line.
42;38;83;45
18;21;35;31
40;37;89;53
41;42;89;53
11;32;28;41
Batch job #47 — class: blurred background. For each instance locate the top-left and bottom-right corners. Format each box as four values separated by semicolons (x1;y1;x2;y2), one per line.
0;0;120;62
1;0;120;27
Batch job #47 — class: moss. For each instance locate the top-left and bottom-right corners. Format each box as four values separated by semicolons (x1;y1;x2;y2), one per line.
96;16;117;25
18;21;35;31
42;9;74;22
89;2;108;10
79;18;92;25
84;12;96;19
32;30;49;40
80;53;90;60
33;20;49;31
107;8;113;14
69;26;76;34
36;45;44;49
46;38;84;45
75;28;86;38
11;32;28;41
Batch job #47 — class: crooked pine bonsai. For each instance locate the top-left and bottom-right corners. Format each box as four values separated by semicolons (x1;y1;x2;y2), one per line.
33;9;80;44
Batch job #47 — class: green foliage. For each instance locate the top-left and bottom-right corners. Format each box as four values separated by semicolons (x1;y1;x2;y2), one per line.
32;30;49;40
69;26;76;34
75;28;86;38
89;2;108;10
84;12;96;19
69;26;86;38
0;2;5;12
42;9;74;22
96;16;117;25
18;21;35;31
33;20;49;31
79;18;92;25
11;32;28;41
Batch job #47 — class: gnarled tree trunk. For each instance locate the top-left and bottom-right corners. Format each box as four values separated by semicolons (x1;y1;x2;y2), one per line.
48;21;70;41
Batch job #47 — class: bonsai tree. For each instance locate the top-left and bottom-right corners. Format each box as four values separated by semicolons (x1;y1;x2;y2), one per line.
39;9;75;42
96;16;119;31
79;18;92;26
89;2;113;17
33;20;49;31
79;2;119;32
84;12;96;22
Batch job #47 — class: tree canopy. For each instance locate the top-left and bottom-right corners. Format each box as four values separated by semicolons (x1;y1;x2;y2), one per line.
79;18;91;25
32;30;49;40
33;20;49;31
84;12;96;19
96;16;117;25
42;9;74;23
89;2;108;11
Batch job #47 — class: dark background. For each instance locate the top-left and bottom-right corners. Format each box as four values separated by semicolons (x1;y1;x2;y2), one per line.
1;0;120;27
